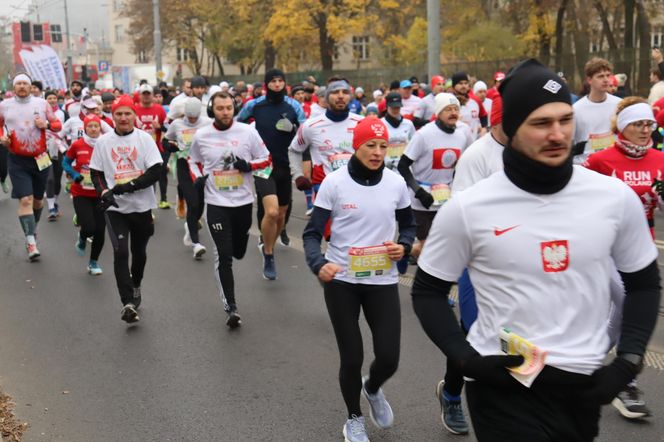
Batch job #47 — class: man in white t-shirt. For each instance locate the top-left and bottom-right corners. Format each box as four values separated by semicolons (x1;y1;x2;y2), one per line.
381;92;415;171
452;72;487;142
422;75;446;122
90;95;163;324
412;59;660;441
397;93;472;259
572;57;621;164
472;81;492;123
399;79;425;128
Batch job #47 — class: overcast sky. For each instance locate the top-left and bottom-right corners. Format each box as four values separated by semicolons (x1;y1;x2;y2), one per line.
0;0;109;44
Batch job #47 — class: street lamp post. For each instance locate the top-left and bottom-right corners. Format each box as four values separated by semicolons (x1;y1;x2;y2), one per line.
63;0;72;84
427;0;440;81
153;0;162;79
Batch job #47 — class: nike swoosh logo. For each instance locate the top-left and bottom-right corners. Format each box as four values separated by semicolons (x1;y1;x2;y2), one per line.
494;225;519;236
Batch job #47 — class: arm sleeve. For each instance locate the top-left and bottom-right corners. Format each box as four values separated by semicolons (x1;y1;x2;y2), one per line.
90;169;108;195
617;260;661;356
396;207;416;254
397;155;420;192
302;207;331;275
411;268;474;365
61;154;79;178
129;163;162;190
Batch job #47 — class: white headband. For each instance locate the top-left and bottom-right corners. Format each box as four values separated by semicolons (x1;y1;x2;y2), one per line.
617;103;655;133
13;73;32;85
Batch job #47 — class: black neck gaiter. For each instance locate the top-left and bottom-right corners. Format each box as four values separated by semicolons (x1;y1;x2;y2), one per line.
435;119;455;134
503;143;573;194
326;108;349;122
266;88;285;104
348;154;383;186
384;113;402;128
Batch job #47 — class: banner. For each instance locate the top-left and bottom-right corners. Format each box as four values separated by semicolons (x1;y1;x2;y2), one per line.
19;45;67;91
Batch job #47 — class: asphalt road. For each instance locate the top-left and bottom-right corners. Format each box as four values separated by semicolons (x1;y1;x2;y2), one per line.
0;185;663;441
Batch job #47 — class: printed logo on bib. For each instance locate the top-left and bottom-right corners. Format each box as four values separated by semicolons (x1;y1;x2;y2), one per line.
588;132;615;152
348;245;392;278
213;170;243;190
111;145;142;184
329;152;352;171
432;148;461;169
540;240;569;273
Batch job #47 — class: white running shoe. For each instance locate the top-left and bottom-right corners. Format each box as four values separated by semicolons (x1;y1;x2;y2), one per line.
192;243;206;259
343;415;369;442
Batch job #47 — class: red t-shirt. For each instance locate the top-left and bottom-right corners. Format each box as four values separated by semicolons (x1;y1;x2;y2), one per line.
66;138;98;198
486;87;500;100
134;104;167;152
584;145;664;222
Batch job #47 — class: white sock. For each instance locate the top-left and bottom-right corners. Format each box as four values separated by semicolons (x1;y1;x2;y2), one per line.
46;197;55;210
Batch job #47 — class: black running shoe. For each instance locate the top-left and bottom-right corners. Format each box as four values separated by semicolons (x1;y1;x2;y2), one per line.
226;310;242;329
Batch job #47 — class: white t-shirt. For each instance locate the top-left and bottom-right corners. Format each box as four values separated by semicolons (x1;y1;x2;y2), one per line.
381;117;416;170
403;121;472;211
460;99;481;141
165;115;212;159
451;132;505;194
572;94;621;164
421;94;436;121
418;166;657;375
481;98;493;123
314;166;411;285
89;129;163;214
188;122;269;208
400;94;424;120
309;103;326;119
289;113;364;182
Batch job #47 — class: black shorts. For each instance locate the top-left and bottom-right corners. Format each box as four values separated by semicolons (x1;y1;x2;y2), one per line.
254;164;292;207
8;153;50;199
413;209;437;241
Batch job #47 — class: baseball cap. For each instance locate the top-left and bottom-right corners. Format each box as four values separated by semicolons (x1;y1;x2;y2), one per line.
385;92;402;108
139;84;153;94
101;92;115;103
399;80;412;89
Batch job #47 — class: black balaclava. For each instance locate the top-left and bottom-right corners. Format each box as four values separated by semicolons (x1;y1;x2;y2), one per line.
264;68;286;103
499;58;573;194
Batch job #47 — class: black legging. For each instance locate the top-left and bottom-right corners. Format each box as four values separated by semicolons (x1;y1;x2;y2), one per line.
176;158;204;244
46;153;63;198
0;144;8;183
158;150;171;202
206;203;252;312
73;196;105;261
443;321;469;397
323;280;401;418
105;210;154;305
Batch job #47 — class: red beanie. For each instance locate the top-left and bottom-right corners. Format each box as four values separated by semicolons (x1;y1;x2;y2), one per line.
111;95;135;114
83;114;101;129
490;94;503;127
352;117;389;150
431;75;445;88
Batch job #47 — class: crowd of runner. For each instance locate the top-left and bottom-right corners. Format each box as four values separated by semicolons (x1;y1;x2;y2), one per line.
1;48;664;442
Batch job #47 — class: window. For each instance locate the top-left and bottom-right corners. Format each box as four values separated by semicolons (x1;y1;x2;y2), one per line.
20;21;31;42
33;24;43;41
176;47;189;62
352;36;370;61
50;24;62;43
113;0;124;12
114;24;124;43
333;44;340;61
653;27;663;48
136;50;148;64
589;41;600;53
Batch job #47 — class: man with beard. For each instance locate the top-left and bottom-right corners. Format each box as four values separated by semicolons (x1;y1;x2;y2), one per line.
452;72;487;141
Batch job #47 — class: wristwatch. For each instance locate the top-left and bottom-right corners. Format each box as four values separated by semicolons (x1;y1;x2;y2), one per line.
618;353;644;373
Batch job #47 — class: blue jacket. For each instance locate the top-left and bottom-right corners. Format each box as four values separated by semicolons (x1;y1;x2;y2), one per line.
237;96;306;166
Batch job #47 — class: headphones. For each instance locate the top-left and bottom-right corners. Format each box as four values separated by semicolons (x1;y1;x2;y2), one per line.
207;91;240;119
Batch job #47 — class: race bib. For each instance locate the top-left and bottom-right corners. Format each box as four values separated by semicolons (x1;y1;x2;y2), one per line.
252;165;273;179
499;328;548;387
35;152;52;171
181;129;195;150
330;152;352;171
386;142;406;160
588;132;615;152
348;245;392;278
80;168;94;190
430;184;451;206
213;170;243;190
114;170;143;185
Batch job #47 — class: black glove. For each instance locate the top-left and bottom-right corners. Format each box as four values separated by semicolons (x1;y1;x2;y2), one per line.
112;182;134;195
74;174;84;183
295;176;312;191
193;174;209;191
415;187;434;209
653;179;664;197
98;191;119;211
460;350;524;386
572;141;586;156
233;158;253;173
581;358;640;405
162;139;179;153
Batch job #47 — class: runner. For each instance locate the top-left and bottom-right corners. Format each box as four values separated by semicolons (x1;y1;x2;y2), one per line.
472;81;492;121
60;98;112;145
584;97;664;420
398;79;425;128
302;117;416;442
0;73;63;260
44;90;67;221
89;95;163;324
64;79;84;116
381;92;415;171
164;97;212;259
100;92;115;128
188;91;271;328
422;75;445;121
397;93;472;260
572;57;621;164
412;59;660;441
452;72;487;141
62;114;106;275
237;68;305;280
